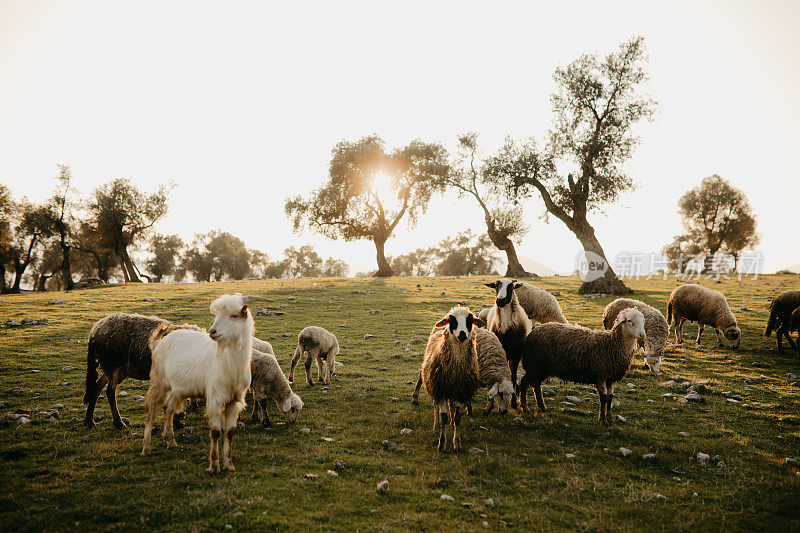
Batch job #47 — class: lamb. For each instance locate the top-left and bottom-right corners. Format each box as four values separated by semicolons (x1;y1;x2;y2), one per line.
142;293;269;472
250;349;304;427
602;298;669;374
411;326;514;416
667;284;741;348
419;306;484;452
289;326;339;386
518;308;646;425
483;278;533;407
764;289;800;354
513;282;568;324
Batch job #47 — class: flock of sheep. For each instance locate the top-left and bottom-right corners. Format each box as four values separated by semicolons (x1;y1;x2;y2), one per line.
81;284;800;469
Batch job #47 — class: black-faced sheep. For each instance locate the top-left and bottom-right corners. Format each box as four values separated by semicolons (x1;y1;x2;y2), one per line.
250;350;303;427
420;306;484;452
667;284;741;348
411;326;513;416
484;278;533;407
142;294;269;472
764;289;800;354
289;326;339;386
519;308;646;425
602;298;669;374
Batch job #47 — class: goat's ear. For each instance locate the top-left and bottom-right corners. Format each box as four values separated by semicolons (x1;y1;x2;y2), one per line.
434;316;449;328
484;282;496;289
473;316;486;329
241;304;248;316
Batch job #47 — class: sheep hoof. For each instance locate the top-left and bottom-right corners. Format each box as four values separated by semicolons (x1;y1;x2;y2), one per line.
224;463;235;471
262;420;272;428
84;418;96;429
207;463;220;474
411;397;419;405
141;448;150;457
166;439;178;448
113;419;127;430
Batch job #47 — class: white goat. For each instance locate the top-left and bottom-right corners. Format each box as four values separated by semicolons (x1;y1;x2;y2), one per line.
141;293;269;472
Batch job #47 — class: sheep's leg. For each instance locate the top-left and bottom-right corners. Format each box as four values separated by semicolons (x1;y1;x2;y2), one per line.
696;324;704;345
207;403;224;473
162;394;180;448
411;372;422;405
776;328;785;354
596;383;609;426
316;357;325;383
675;319;685;344
84;373;108;428
509;358;520;408
304;352;314;386
251;390;260;422
259;399;271;427
222;402;243;471
519;374;529;413
606;382;615;424
467;401;473;417
782;328;798;351
437;401;448;452
533;381;547;412
451;401;463;454
106;376;126;429
288;345;302;383
433;405;439;430
714;328;725;347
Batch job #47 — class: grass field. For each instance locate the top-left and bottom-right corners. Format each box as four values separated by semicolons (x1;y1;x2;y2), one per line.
1;275;799;531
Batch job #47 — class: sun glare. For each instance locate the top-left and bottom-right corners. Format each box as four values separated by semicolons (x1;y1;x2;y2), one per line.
372;171;397;208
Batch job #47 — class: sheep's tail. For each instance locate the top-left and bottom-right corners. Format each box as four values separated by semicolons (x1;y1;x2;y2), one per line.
764;299;778;337
666;301;673;326
149;322;175;353
84;339;99;404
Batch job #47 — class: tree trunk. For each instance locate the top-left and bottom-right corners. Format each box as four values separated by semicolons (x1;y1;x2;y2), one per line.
10;264;26;293
36;274;51;292
574;225;631;295
118;246;142;282
373;239;394;277
0;263;7;294
60;243;74;291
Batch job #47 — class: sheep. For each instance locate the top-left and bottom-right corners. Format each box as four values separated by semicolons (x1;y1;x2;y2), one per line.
142;293;269;472
250;349;304;427
764;289;800;354
411;326;514;416
667;284;741;348
789;307;800;355
602;298;669;374
518;308;646;425
513;282;568;324
483;278;533;407
289;326;339;386
419;306;484;452
476;307;491;324
83;313;203;429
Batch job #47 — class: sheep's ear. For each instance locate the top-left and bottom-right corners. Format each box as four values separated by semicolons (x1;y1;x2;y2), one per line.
513;282;523;290
241;304;248;316
488;383;499;398
282;398;292;412
473;316;486;329
434;316;449;328
484;282;496;289
613;312;626;327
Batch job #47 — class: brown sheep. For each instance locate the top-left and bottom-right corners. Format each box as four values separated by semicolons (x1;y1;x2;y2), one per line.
519;308;646;425
764;289;800;355
667;284;741;348
419;306;484;453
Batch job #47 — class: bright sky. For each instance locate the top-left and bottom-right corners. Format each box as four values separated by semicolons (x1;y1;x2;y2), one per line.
1;0;798;275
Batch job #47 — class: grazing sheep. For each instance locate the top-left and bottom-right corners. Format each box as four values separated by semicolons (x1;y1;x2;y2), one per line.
476;307;491;324
484;278;533;407
83;313;203;429
411;326;513;416
142;294;269;472
789;307;800;355
250;350;303;427
513;283;568;324
251;337;275;355
289;326;339;386
420;306;484;452
667;284;741;348
602;298;668;374
518;308;646;425
764;290;800;354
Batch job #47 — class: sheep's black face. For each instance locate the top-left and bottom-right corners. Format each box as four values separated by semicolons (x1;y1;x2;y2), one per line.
448;314;473;341
486;278;519;308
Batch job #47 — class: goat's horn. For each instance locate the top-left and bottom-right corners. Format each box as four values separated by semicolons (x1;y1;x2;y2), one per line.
242;295;273;304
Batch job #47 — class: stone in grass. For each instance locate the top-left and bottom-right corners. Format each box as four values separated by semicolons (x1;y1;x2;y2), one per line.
300;427;311;434
327;469;339;477
469;447;485;454
321;437;334;442
440;494;455;502
364;334;374;339
400;428;413;437
376;480;389;494
653;493;667;501
565;395;581;403
642;453;657;460
119;391;128;397
382;440;398;452
304;473;318;480
134;395;145;402
678;431;690;437
333;459;346;470
565;453;576;459
784;458;800;468
618;447;633;457
616;415;627;424
484;498;495;508
696;452;710;464
684;391;704;403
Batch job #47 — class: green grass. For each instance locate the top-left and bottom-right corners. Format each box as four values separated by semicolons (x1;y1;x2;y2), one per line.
0;275;799;531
